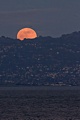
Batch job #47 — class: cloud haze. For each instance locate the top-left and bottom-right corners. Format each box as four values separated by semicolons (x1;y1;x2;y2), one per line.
0;0;80;38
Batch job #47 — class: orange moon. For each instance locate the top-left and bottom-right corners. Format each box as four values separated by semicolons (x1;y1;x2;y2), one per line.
17;28;37;40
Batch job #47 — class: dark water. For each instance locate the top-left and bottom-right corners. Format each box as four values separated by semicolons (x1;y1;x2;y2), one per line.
0;86;80;120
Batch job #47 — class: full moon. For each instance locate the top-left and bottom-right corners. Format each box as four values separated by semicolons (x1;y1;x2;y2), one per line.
17;28;37;40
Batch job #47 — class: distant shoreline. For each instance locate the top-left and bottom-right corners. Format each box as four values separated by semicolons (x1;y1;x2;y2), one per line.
0;86;80;91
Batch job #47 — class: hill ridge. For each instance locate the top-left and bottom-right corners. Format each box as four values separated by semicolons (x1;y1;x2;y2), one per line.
0;31;80;86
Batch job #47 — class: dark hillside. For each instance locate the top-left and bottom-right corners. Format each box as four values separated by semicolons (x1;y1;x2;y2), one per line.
0;32;80;86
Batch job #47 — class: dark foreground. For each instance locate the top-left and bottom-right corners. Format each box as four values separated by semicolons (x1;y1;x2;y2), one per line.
0;86;80;120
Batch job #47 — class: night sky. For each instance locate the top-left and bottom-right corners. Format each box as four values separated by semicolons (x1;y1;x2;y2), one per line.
0;0;80;38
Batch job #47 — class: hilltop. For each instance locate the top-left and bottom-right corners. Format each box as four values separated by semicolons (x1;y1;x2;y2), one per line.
0;31;80;86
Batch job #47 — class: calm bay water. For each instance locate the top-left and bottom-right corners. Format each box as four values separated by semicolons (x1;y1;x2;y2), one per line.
0;86;80;120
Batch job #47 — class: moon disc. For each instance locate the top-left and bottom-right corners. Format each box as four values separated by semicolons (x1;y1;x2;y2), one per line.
17;28;37;40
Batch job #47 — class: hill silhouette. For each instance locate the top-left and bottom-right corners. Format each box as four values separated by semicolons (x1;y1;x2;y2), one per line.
0;31;80;86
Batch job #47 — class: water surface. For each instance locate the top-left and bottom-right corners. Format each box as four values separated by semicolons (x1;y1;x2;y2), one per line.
0;86;80;120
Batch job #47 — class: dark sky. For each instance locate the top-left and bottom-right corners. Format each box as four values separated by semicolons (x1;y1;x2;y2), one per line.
0;0;80;38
